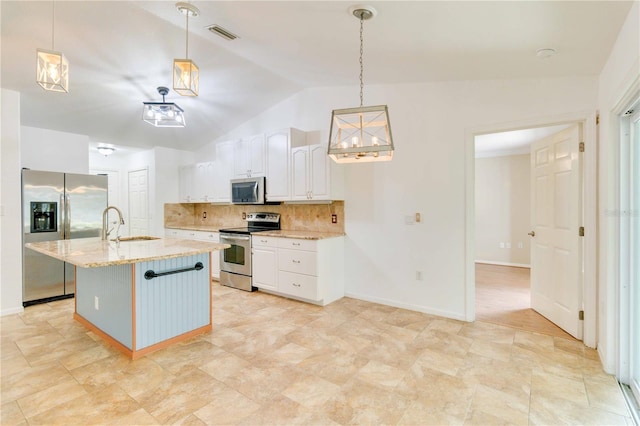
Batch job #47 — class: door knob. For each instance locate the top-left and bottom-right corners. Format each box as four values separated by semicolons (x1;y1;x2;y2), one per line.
528;231;535;237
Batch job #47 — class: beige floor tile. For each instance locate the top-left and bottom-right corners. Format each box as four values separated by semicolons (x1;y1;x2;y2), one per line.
355;359;407;391
17;376;87;418
398;398;468;425
530;392;629;425
1;361;71;402
584;377;631;416
148;338;225;375
60;343;112;370
414;347;466;377
194;383;262;424
117;357;173;399
531;369;589;406
1;400;27;425
414;328;473;358
468;338;513;362
459;320;517;344
238;394;338;426
282;375;341;407
297;348;370;386
270;341;314;364
468;383;529;424
426;318;464;334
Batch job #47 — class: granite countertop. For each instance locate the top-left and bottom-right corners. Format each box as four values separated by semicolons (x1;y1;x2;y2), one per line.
165;225;345;240
25;237;229;268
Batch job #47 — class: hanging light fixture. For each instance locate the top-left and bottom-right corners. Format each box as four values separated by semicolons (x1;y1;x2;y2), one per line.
142;87;186;127
36;1;69;92
328;5;394;163
173;2;199;96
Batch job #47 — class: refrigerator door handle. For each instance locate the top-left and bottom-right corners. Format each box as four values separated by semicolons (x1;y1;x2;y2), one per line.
59;194;66;240
65;194;71;239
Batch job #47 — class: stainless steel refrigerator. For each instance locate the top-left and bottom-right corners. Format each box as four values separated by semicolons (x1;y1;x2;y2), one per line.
22;169;108;306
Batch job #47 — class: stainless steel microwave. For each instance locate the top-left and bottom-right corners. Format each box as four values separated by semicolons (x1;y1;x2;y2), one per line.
231;177;265;204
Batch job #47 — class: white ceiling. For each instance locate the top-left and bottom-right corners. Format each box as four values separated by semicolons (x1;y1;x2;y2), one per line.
1;1;633;152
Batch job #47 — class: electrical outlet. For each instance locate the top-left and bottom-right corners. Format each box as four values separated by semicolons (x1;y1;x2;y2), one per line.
202;211;207;219
331;214;337;224
415;212;421;223
242;212;246;220
94;296;99;310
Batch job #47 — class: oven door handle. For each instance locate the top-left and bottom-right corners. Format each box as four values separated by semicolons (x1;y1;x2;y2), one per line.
221;235;251;241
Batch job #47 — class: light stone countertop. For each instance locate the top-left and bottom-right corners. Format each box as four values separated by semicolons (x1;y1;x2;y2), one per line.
25;237;229;268
165;226;345;240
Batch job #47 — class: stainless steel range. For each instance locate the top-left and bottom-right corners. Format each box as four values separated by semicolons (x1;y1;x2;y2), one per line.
219;212;280;291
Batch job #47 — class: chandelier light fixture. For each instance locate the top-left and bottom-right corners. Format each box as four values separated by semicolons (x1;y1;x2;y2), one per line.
36;0;69;92
173;2;200;96
328;5;394;163
142;86;186;127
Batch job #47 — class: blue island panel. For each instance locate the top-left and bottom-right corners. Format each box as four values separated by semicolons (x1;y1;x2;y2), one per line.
134;253;210;350
76;264;133;349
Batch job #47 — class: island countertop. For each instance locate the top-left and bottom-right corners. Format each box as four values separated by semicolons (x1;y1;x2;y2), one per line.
25;237;230;268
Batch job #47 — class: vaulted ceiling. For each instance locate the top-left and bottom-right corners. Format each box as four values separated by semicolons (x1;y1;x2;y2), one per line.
1;1;633;152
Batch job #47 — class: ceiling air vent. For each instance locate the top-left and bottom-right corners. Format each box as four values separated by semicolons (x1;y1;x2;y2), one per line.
206;24;239;41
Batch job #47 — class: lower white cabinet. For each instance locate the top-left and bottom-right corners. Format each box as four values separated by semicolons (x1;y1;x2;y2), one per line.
164;229;221;280
252;236;278;291
253;236;344;305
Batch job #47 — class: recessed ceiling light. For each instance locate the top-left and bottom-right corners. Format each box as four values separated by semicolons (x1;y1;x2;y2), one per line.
536;48;557;59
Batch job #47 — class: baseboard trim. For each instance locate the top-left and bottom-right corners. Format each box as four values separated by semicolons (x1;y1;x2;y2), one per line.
1;306;25;316
475;260;531;268
344;292;467;322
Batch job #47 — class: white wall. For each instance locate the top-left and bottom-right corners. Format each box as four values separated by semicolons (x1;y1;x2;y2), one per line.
475;154;531;266
1;89;24;315
197;76;598;320
597;1;640;374
21;126;89;174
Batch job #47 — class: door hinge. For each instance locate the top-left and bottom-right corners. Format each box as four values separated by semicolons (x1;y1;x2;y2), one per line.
579;142;585;152
579;310;584;320
596;114;600;125
579;226;585;237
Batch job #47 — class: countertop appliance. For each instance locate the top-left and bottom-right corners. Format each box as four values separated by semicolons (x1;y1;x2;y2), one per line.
219;212;280;291
231;176;265;205
22;169;108;306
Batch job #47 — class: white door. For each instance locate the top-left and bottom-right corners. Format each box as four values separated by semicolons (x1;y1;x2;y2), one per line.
128;169;149;236
529;124;583;339
90;168;120;226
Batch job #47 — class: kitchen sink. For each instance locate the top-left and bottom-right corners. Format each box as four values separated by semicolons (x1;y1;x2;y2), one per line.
112;236;160;242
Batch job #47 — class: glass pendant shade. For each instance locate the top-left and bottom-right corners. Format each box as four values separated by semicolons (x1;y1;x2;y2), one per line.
36;48;69;92
142;102;185;127
328;105;394;163
142;86;185;127
173;59;199;96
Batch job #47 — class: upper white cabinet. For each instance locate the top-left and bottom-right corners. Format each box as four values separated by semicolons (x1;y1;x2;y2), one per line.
211;141;234;202
234;134;265;178
265;128;305;201
291;144;332;201
178;164;195;202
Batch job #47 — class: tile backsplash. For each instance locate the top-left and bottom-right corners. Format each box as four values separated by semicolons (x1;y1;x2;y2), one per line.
165;201;345;233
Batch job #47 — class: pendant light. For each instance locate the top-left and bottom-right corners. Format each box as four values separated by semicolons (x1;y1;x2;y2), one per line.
142;87;186;127
36;0;69;92
328;5;394;163
173;2;199;96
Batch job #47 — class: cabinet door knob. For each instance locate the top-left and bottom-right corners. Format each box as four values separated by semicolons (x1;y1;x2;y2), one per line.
292;283;301;287
528;231;535;237
292;259;300;264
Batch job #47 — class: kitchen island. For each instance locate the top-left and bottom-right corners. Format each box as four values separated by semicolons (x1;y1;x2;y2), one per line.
25;237;229;359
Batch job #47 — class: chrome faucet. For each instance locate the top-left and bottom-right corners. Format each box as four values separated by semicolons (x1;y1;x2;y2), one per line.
102;206;125;240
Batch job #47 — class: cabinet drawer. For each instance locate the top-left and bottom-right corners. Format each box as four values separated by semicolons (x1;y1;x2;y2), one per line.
278;248;317;275
277;238;317;251
252;235;278;247
278;271;318;300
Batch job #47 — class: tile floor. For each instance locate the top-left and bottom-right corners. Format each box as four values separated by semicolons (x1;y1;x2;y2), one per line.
1;283;633;425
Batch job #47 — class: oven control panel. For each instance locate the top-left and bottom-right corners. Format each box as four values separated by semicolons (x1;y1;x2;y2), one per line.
246;212;280;223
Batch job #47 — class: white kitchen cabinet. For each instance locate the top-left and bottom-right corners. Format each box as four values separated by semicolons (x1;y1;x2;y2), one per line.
211;141;234;202
193;162;216;202
252;236;278;291
234;134;265;178
291;144;332;201
164;228;221;280
178;164;195;202
265;128;305;201
254;236;344;305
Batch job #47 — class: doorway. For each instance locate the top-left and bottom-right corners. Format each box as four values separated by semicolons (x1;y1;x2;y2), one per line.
465;112;598;347
474;124;576;338
128;168;149;236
